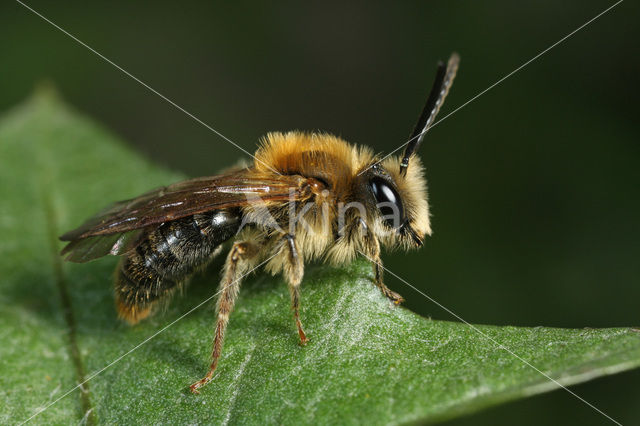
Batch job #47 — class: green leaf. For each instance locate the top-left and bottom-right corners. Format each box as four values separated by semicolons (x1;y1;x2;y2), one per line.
1;88;639;425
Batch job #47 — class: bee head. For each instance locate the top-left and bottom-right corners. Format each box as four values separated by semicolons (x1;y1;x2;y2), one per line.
357;159;430;249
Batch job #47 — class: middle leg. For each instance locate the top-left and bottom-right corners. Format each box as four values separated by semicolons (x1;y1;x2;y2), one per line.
281;234;308;345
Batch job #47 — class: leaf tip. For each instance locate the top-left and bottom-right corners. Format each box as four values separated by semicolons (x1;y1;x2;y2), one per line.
31;80;63;105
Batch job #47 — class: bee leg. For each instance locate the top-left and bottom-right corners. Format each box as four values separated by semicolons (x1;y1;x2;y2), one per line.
190;241;258;394
358;219;404;304
281;234;308;345
371;256;404;305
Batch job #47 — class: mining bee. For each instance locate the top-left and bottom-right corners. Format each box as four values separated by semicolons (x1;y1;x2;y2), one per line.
60;53;459;393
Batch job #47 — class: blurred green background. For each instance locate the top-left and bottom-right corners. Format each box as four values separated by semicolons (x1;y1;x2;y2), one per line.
2;1;638;424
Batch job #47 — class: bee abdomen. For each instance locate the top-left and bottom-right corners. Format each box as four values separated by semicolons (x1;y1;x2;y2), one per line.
115;209;241;323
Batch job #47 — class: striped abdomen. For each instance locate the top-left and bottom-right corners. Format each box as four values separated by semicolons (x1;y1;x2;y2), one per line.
116;209;240;323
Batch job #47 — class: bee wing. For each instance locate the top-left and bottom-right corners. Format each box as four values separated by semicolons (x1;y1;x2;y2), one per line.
60;170;308;242
60;228;153;263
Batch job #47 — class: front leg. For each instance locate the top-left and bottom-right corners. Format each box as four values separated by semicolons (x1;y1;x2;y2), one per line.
281;234;308;345
190;240;259;394
358;219;404;304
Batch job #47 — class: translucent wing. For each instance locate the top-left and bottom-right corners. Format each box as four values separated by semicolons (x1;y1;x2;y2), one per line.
61;228;152;263
60;170;310;261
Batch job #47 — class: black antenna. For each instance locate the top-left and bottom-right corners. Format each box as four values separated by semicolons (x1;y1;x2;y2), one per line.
399;53;459;175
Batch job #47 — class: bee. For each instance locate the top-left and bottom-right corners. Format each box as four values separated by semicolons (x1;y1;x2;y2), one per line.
60;53;459;393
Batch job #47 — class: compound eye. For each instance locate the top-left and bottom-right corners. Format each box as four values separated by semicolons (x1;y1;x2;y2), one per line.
370;178;404;227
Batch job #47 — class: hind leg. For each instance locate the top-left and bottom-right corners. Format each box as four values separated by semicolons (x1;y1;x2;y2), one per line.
190;240;259;394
